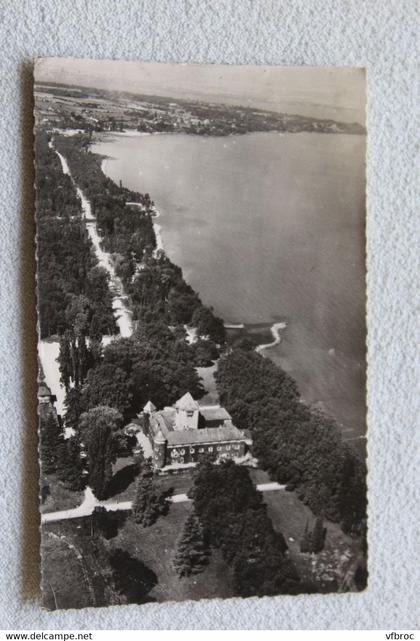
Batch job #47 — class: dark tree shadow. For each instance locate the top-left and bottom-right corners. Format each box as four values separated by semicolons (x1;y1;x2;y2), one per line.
106;463;139;498
19;60;40;601
91;507;129;539
109;549;157;604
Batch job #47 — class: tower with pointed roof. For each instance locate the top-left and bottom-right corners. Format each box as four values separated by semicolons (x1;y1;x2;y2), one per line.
153;429;167;468
174;392;200;431
142;400;157;432
143;400;157;414
138;391;251;470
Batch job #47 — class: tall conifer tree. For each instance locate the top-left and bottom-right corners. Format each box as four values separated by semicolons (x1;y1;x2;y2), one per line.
132;459;167;527
173;512;210;577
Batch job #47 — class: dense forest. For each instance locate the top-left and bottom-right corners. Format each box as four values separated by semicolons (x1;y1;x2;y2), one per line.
35;131;116;338
215;349;367;534
64;320;205;429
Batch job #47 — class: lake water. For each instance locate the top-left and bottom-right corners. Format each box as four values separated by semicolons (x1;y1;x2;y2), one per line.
93;131;367;443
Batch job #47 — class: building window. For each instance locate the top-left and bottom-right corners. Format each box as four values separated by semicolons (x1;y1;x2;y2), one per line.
199;448;204;453
187;411;193;418
171;450;178;458
180;448;185;455
208;447;213;452
190;448;195;454
217;446;222;451
226;445;231;451
179;457;184;464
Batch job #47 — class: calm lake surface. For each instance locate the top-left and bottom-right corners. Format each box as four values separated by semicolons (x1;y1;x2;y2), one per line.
93;132;367;442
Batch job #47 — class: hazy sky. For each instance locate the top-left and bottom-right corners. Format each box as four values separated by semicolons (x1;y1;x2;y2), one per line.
35;58;366;124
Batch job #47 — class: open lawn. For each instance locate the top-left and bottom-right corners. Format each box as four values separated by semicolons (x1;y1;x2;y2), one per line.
41;497;233;609
114;501;234;603
40;473;83;513
255;474;362;592
103;457;195;505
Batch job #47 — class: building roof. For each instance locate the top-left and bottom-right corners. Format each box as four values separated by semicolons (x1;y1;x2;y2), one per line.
153;430;166;444
147;396;250;448
143;400;157;414
175;392;199;412
38;382;51;396
148;409;174;439
199;405;232;422
166;425;246;446
157;409;176;431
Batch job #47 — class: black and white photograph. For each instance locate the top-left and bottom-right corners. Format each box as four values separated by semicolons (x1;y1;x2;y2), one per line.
34;58;367;610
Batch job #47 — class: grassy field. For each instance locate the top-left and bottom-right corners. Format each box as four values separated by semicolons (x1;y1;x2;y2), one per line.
41;497;233;609
254;476;360;591
40;473;83;513
114;501;234;603
248;467;362;592
102;457;195;504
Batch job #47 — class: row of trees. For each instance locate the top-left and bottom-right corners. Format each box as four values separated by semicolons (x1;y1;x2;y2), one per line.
54;134;226;346
39;400;85;492
35;131;116;339
54;134;156;259
215;349;367;533
58;331;101;391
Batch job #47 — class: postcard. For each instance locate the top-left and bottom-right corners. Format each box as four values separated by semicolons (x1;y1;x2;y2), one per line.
34;58;367;609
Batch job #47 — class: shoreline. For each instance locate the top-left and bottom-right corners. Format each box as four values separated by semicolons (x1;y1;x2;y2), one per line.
93;127;365;144
92;134;366;450
100;153;289;357
151;207;164;253
103;158;165;255
255;321;288;353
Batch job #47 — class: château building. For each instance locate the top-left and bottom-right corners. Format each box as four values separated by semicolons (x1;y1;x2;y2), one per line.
141;392;252;469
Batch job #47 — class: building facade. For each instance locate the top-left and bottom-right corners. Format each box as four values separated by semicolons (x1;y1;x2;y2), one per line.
140;392;252;469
